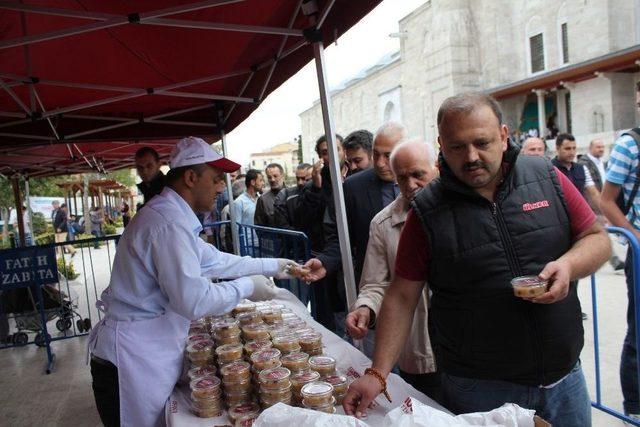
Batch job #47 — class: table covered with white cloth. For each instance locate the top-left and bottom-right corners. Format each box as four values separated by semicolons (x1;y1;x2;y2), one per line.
166;287;447;426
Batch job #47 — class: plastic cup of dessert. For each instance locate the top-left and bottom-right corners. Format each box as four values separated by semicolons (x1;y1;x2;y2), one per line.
214;332;242;346
250;348;282;371
280;351;310;372
233;301;257;315
187;340;215;366
190;375;222;399
272;335;302;354
260;308;283;324
237;311;264;327
298;332;322;351
259;384;293;401
188;365;217;381
308;355;336;377
220;360;251;382
258;366;292;390
242;323;271;342
291;369;321;394
224;389;254;407
216;343;244;365
222;377;253;394
212;319;241;337
300;381;334;406
228;402;261;423
511;275;548;298
323;374;348;394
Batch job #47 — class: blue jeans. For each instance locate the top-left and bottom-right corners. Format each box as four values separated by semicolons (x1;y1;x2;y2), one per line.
440;363;591;427
621;248;639;414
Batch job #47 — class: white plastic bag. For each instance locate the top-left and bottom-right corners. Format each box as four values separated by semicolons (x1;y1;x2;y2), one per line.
254;403;370;427
383;399;536;427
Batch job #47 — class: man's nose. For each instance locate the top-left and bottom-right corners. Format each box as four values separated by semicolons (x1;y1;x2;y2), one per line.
464;145;480;163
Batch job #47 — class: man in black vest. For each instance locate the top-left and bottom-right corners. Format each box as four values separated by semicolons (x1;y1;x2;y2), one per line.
579;139;625;270
343;92;611;426
552;133;601;207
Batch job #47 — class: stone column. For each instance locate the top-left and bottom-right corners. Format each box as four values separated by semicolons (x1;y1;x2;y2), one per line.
556;88;568;133
535;89;547;139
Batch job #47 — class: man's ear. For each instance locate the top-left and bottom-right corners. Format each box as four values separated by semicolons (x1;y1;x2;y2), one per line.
184;168;198;189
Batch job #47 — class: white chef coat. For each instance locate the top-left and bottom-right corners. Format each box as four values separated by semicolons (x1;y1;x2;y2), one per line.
91;187;278;364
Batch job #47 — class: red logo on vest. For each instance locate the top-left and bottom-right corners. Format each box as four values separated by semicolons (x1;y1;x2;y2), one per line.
522;200;550;211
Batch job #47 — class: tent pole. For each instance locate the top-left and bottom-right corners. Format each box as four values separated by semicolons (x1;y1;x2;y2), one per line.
218;110;240;255
83;175;91;234
311;39;357;310
25;176;33;242
11;174;25;247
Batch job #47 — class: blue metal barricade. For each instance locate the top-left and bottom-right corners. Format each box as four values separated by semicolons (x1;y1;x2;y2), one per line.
591;226;640;425
0;234;119;374
201;220;232;253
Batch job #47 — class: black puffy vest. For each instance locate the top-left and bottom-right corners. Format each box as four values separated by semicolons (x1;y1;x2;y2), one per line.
552;157;586;195
411;144;583;386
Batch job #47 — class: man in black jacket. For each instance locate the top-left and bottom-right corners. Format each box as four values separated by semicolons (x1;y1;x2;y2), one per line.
54;203;76;257
303;123;406;344
135;147;166;206
343;92;611;426
305;122;407;286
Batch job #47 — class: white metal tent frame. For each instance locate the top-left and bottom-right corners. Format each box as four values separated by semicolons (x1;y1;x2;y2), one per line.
0;0;357;308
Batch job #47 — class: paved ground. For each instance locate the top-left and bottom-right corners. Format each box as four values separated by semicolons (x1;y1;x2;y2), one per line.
0;237;636;426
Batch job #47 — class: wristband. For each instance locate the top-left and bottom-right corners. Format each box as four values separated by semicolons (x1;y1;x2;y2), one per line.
364;367;392;403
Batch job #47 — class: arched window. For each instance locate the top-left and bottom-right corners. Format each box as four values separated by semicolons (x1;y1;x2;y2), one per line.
525;16;546;74
384;101;397;122
557;3;569;65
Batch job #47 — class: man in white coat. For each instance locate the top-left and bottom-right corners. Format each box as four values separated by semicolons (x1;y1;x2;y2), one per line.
88;137;309;427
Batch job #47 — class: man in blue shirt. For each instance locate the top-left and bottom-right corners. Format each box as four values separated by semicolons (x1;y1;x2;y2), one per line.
600;82;640;419
233;169;264;255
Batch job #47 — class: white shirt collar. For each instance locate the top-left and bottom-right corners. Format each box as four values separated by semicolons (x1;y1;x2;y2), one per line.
161;187;203;234
586;153;603;165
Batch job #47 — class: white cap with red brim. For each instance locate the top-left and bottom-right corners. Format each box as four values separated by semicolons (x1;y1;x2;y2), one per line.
169;136;240;172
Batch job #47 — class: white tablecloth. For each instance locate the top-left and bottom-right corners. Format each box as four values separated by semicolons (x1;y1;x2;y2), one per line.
166;288;447;426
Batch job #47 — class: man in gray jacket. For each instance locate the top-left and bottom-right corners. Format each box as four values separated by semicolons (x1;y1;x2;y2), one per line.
345;138;441;402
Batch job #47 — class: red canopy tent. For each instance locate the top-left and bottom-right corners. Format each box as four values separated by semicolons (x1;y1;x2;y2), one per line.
0;0;375;307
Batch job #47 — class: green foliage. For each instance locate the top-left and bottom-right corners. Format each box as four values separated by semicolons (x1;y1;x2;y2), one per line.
107;169;136;187
103;223;117;235
35;233;55;245
0;178;14;210
31;212;48;235
57;257;78;280
28;177;64;197
73;233;103;248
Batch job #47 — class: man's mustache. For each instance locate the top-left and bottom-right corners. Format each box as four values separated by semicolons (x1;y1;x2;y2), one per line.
463;161;487;171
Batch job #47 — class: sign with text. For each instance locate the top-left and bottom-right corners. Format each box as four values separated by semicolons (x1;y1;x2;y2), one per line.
0;246;58;289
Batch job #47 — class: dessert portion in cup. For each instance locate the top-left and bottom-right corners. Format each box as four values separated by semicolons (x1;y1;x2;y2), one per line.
511;275;548;298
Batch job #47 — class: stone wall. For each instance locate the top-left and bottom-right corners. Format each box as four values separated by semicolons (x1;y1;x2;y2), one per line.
299;0;640;161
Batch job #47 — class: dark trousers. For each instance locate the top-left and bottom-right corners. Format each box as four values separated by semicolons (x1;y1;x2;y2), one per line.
399;370;444;406
621;248;640;414
90;358;120;427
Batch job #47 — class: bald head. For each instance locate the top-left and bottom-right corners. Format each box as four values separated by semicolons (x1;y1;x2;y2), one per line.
589;139;605;158
372;122;408;182
390;139;438;201
521;137;546;157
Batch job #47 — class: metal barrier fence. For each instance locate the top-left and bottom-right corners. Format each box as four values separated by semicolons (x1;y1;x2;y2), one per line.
591;226;640;426
202;222;314;311
0;234;119;374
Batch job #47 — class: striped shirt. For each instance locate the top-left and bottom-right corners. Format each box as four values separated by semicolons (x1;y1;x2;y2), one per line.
606;134;640;230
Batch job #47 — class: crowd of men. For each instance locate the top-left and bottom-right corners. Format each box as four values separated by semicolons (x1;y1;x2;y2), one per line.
119;84;640;426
